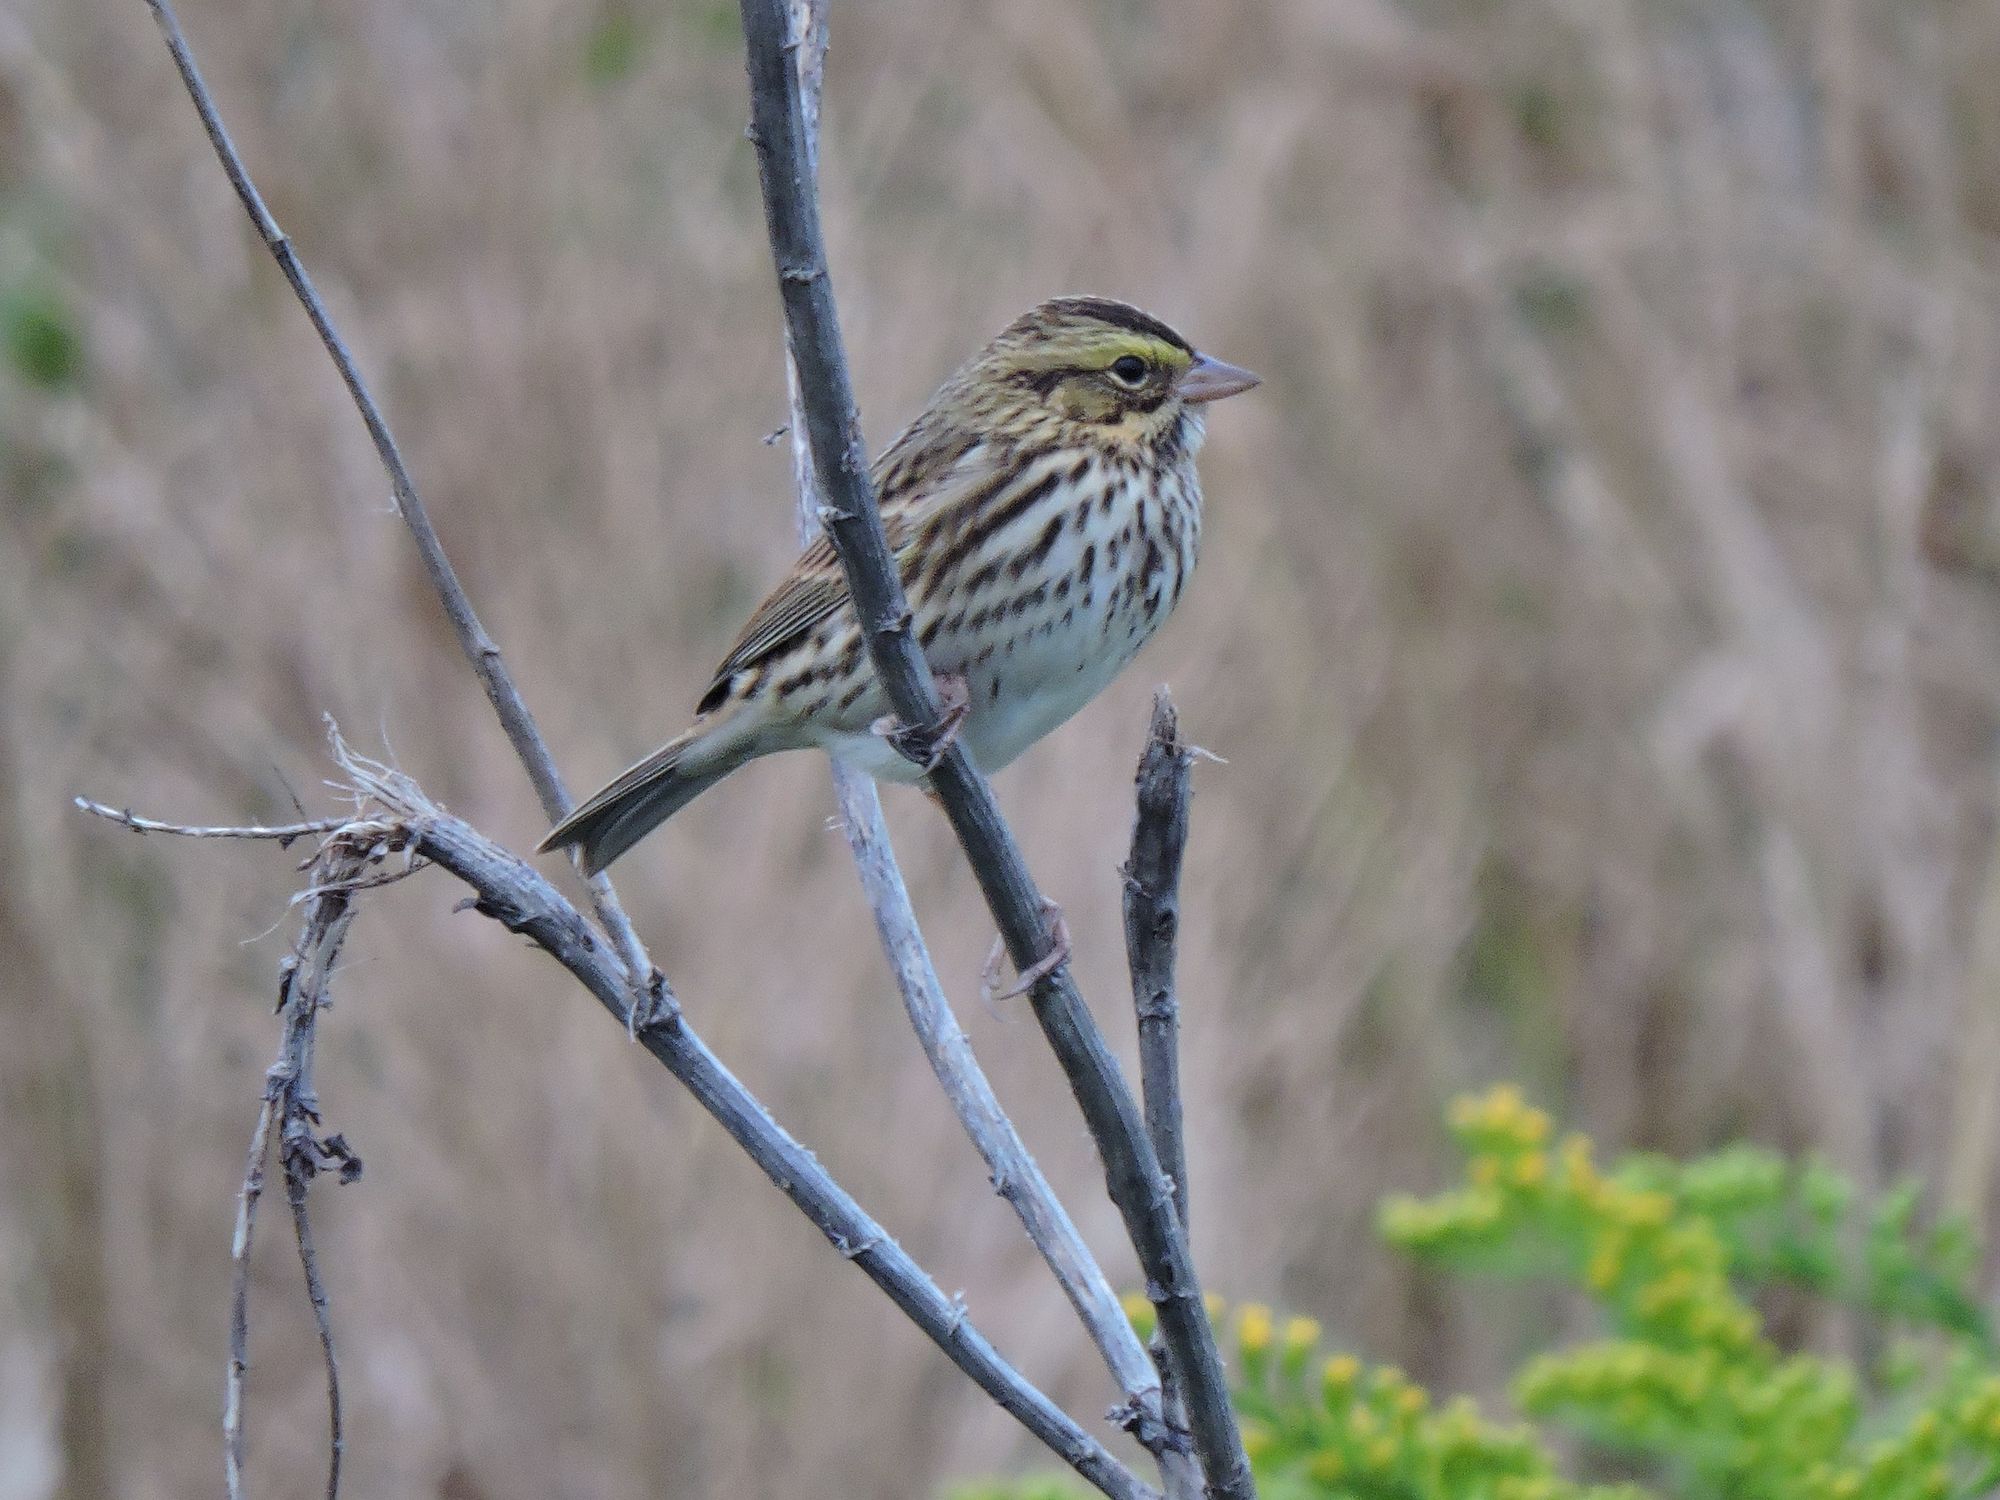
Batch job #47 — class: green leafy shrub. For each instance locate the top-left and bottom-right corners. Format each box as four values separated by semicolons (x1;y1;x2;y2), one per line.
954;1086;2000;1500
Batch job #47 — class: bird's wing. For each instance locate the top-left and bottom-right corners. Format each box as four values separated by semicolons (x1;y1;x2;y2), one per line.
695;436;994;715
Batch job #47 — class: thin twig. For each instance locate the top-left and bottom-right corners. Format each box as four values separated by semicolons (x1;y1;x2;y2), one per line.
131;5;1161;1494
1124;692;1194;1232
224;1097;277;1500
735;5;1253;1493
775;1;1191;1481
72;797;347;846
328;757;1160;1500
138;0;656;1018
1122;695;1201;1500
225;820;381;1500
285;1152;343;1500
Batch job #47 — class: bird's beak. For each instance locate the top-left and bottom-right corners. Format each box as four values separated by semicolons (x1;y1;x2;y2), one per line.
1178;353;1261;404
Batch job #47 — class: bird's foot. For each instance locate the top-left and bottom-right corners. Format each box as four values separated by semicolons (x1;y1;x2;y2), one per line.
980;897;1072;1004
871;671;971;772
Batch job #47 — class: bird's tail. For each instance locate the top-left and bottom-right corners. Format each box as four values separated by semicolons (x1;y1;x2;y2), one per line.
538;718;758;876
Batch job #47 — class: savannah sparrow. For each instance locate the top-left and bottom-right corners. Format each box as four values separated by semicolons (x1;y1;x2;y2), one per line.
541;296;1258;875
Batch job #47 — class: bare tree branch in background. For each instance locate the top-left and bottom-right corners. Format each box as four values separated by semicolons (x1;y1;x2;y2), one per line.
736;2;1254;1493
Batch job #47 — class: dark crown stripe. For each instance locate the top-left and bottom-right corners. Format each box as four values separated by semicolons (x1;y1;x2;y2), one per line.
1044;296;1194;353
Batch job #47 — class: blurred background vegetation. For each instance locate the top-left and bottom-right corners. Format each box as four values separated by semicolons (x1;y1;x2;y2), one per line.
6;0;2000;1496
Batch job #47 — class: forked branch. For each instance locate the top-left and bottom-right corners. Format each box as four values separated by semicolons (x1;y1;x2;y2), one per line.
773;3;1195;1487
80;761;1157;1500
139;0;656;1014
737;3;1254;1492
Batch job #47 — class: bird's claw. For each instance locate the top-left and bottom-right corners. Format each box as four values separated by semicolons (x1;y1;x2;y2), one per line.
980;898;1072;1004
872;671;971;772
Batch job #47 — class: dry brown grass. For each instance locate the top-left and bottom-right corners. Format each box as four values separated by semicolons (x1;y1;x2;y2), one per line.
7;0;2000;1495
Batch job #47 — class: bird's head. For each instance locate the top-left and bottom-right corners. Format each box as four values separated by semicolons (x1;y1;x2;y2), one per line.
951;296;1259;456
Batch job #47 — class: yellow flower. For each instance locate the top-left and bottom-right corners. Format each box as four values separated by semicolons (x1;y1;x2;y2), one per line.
1323;1354;1361;1400
1485;1084;1526;1127
1511;1151;1548;1188
1587;1246;1623;1291
1236;1303;1274;1358
1307;1449;1345;1483
1238;1420;1272;1463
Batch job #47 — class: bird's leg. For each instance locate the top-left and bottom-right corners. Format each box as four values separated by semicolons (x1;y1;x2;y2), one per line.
979;897;1073;1004
872;670;971;772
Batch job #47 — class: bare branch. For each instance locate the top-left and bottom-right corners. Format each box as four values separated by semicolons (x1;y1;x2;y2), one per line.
1124;692;1195;1231
284;1152;344;1500
829;766;1191;1467
735;5;1253;1492
217;815;383;1499
1123;695;1202;1500
73;797;347;846
333;758;1161;1500
138;0;655;1015
90;760;1156;1500
130;3;1200;1494
224;1097;276;1500
773;3;1191;1483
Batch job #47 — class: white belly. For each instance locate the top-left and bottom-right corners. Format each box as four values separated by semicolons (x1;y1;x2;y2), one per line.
815;454;1201;785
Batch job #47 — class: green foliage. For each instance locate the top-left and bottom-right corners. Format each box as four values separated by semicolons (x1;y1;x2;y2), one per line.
955;1087;2000;1500
2;283;84;391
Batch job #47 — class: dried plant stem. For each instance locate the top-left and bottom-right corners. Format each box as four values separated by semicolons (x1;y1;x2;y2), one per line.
1123;692;1200;1500
224;1097;276;1500
130;2;1192;1494
138;0;654;1011
85;773;1156;1500
1124;692;1195;1230
342;768;1160;1500
775;2;1191;1482
284;1144;344;1500
217;817;384;1500
737;3;1253;1493
73;798;345;845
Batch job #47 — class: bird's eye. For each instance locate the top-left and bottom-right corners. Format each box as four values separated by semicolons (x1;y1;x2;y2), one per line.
1109;355;1148;387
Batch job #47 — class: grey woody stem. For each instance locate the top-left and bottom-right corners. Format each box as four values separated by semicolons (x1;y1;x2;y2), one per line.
1124;692;1195;1231
132;0;1154;1490
140;0;655;1013
735;3;1254;1494
772;1;1194;1485
377;785;1157;1500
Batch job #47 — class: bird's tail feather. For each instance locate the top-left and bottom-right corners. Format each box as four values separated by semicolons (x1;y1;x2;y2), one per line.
538;721;752;875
